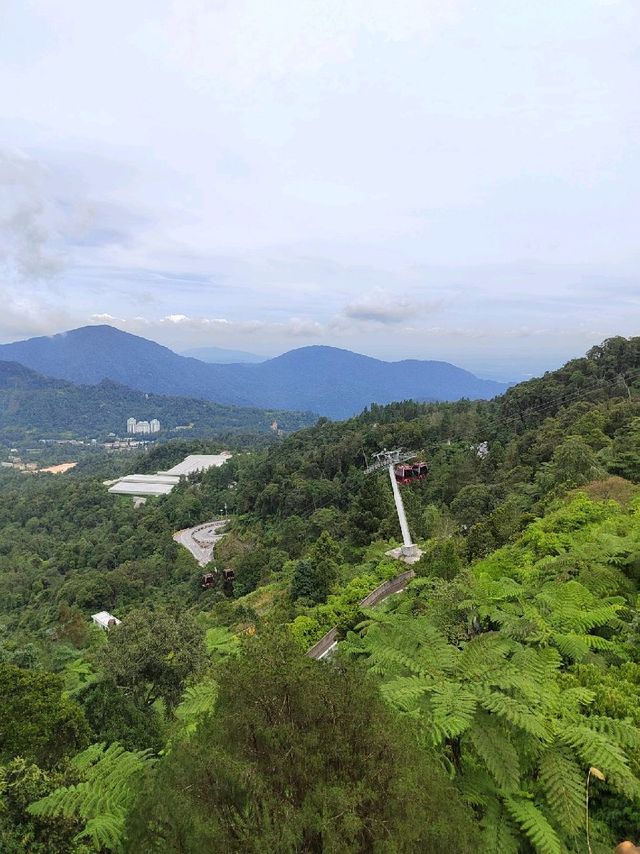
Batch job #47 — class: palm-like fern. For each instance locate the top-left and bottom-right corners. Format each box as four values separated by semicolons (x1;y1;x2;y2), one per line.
27;742;154;852
173;679;219;738
205;626;240;657
343;610;639;853
469;575;626;662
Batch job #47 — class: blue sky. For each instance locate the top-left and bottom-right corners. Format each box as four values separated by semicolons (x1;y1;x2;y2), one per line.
0;0;638;380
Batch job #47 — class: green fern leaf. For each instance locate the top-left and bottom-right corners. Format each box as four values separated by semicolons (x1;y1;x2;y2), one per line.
481;799;520;854
468;711;520;791
504;795;562;854
537;747;584;836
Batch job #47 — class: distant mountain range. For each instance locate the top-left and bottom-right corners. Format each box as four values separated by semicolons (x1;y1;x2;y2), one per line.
0;325;508;419
0;360;314;441
180;345;264;364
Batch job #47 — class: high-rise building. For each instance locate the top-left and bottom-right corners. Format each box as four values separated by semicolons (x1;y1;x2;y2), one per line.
127;417;159;436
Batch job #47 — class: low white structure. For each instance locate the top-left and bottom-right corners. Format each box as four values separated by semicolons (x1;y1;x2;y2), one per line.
115;474;180;484
108;473;179;497
160;453;232;477
106;453;232;500
108;481;176;497
92;611;121;630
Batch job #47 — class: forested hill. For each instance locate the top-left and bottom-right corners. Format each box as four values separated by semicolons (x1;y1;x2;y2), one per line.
0;324;507;417
0;360;315;441
2;335;640;852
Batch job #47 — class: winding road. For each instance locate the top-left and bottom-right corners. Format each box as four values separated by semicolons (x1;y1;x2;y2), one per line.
173;519;229;566
307;569;415;660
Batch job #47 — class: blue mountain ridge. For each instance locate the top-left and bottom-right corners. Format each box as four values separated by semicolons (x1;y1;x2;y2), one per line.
0;325;508;419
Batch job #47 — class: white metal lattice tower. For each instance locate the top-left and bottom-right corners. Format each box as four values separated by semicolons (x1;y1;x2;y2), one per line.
364;448;420;559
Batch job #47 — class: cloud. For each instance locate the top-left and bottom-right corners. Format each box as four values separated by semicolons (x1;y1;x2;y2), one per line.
343;290;443;325
0;148;65;281
85;312;326;352
0;285;76;341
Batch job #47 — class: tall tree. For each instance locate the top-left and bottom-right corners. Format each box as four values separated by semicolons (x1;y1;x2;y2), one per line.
0;664;89;766
99;608;206;711
125;631;478;853
290;531;342;604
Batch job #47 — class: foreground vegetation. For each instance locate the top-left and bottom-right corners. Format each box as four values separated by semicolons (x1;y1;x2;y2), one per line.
1;335;640;852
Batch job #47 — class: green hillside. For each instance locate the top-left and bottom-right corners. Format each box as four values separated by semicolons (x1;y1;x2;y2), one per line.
0;360;316;442
1;335;640;852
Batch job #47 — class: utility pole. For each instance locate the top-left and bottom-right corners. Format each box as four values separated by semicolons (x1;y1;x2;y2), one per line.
365;448;421;561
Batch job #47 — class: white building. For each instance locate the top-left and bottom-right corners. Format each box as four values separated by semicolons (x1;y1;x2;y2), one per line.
159;453;233;476
127;418;160;435
107;453;232;501
91;611;121;630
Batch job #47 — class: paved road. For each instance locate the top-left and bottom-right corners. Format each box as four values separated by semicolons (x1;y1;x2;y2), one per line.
307;569;415;660
173;519;228;566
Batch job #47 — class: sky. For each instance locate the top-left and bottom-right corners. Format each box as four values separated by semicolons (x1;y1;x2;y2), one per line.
0;0;639;380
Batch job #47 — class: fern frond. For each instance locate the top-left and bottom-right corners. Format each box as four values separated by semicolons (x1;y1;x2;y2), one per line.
559;723;640;799
458;631;514;680
379;675;432;713
28;741;154;852
586;715;640;751
537;747;584;836
205;626;240;657
504;795;562;854
174;680;218;734
552;633;589;661
475;687;552;741
75;812;126;850
480;799;520;854
468;711;520;791
429;682;476;742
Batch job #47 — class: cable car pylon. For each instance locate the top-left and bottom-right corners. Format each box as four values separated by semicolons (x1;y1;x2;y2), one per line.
364;448;423;564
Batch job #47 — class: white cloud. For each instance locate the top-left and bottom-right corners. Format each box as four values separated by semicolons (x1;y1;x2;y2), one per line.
0;149;65;281
343;290;444;325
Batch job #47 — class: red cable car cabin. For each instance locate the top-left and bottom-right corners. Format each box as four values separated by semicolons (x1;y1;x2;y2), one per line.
394;464;415;485
412;461;428;480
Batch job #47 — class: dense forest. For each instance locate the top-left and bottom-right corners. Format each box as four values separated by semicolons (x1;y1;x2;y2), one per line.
1;335;640;852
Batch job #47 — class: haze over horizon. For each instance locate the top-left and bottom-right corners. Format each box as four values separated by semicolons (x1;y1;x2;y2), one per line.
1;0;639;382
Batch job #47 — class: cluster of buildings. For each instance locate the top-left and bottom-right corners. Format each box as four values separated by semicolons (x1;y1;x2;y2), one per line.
127;417;161;435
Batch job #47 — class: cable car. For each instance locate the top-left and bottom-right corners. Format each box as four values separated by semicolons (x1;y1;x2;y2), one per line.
412;461;428;480
223;568;235;582
201;572;216;588
394;464;415;485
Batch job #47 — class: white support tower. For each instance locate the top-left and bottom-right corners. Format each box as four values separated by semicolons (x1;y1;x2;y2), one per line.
365;448;421;561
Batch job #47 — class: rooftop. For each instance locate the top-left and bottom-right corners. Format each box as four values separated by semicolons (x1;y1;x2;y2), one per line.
91;611;121;628
160;453;232;477
108;480;175;496
106;453;232;499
